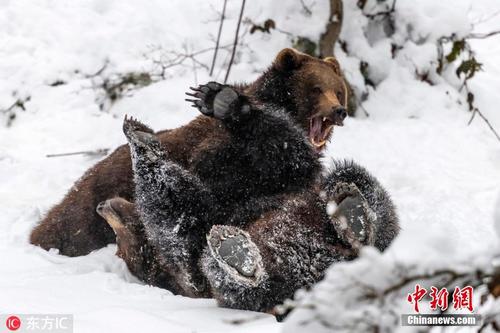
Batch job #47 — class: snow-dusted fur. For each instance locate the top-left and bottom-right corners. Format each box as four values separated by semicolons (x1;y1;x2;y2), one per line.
121;76;400;311
124;101;400;312
200;161;399;313
121;89;322;298
324;160;400;251
201;196;353;313
30;49;342;257
123;117;214;297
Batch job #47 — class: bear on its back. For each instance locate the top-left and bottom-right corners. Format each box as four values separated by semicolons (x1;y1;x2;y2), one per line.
97;113;398;313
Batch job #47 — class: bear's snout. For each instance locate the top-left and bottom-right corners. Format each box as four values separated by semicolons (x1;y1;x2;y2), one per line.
332;106;347;126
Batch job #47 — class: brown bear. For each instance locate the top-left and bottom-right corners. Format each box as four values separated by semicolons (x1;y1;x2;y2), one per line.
30;48;349;257
97;113;398;312
95;197;211;298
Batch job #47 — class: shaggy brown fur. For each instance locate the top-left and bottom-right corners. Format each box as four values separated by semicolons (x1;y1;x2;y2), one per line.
96;197;211;298
93;190;356;307
30;48;349;257
30;117;227;256
92;159;397;313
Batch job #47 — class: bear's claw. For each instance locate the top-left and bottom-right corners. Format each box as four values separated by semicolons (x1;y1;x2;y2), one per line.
123;115;155;143
185;81;224;116
123;116;163;161
186;82;251;121
331;182;362;204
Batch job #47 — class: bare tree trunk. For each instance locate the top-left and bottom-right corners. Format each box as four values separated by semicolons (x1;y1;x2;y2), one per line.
319;0;343;57
318;0;358;116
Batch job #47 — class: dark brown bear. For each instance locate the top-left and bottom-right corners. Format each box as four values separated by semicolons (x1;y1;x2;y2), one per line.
30;48;349;257
98;114;398;313
95;197;211;298
202;161;400;313
104;99;398;313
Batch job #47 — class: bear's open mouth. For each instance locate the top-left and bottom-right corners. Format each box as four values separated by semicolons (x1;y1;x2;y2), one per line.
309;116;336;149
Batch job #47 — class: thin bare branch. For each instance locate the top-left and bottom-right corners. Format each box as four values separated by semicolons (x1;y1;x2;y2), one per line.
468;108;500;142
472;9;500;26
46;148;109;158
299;0;313;16
210;0;228;76
467;30;500;39
224;0;246;83
358;103;370;117
1;96;31;127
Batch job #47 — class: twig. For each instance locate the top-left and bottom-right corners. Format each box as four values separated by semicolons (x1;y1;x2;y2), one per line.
467;30;500;39
46;148;109;158
224;0;246;83
299;0;313;16
274;27;294;37
460;78;500;143
210;0;228;76
436;34;500;144
1;99;26;114
358;103;370;117
472;9;500;26
379;269;468;297
147;44;230;80
83;60;109;79
1;96;31;127
223;314;268;325
468;108;500;142
191;55;198;86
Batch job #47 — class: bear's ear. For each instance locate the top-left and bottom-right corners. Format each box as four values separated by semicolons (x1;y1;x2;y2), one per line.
274;48;308;71
324;57;342;76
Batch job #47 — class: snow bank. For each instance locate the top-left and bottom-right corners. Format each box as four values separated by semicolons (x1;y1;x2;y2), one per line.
285;0;500;331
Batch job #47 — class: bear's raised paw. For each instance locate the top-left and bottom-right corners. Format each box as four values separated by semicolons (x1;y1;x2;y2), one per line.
186;82;251;122
123;115;156;144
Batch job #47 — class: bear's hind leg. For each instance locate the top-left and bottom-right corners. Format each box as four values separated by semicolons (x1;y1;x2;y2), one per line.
201;216;339;314
123;116;215;297
324;160;400;251
328;182;377;251
201;225;270;311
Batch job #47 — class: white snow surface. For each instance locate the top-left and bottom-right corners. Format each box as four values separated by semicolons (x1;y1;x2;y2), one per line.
0;0;499;332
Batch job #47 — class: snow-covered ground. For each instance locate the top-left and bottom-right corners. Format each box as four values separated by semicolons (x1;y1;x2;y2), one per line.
0;0;499;332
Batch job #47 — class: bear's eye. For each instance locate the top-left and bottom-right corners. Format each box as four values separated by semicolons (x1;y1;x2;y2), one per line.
312;86;322;94
336;91;343;101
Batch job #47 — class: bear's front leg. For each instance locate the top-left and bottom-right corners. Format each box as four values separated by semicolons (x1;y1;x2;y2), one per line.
123;116;214;297
186;82;252;124
187;82;320;199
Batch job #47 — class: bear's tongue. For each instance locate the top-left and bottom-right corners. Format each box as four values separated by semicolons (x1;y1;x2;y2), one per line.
309;116;333;150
